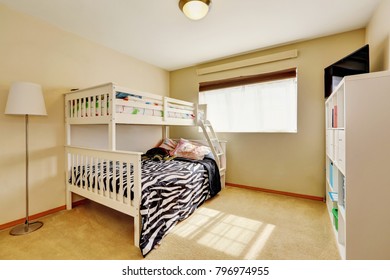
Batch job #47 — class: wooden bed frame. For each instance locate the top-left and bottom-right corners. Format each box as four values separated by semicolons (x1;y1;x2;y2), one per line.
64;83;226;248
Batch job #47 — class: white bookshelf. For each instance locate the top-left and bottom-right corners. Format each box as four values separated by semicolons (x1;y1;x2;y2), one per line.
325;71;390;260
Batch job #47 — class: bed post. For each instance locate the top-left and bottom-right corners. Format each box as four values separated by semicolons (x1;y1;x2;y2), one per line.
65;150;72;210
64;95;73;209
108;122;116;150
109;85;116;150
132;156;142;248
134;209;141;248
162;125;169;139
66;187;72;210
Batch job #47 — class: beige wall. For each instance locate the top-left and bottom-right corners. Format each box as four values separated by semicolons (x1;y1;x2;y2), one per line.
1;1;384;226
366;0;390;71
170;30;366;198
0;4;169;225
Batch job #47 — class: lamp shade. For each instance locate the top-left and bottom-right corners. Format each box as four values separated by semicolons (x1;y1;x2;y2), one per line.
5;82;47;116
179;0;211;20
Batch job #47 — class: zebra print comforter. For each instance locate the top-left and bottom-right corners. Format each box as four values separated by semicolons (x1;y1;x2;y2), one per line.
140;157;220;256
70;157;221;256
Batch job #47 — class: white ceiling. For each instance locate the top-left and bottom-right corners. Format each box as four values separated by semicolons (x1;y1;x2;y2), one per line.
0;0;383;71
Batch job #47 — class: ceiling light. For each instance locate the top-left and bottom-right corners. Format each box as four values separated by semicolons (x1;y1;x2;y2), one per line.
179;0;212;20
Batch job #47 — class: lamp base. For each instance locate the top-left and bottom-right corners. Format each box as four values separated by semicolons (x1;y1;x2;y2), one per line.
10;221;43;236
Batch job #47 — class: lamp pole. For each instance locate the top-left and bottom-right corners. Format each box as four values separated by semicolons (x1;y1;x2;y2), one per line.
25;114;30;229
10;114;43;235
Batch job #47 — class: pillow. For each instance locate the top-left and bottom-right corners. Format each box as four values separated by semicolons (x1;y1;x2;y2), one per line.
172;138;211;160
159;138;178;151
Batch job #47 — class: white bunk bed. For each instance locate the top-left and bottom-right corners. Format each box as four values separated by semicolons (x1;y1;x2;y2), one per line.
64;82;226;256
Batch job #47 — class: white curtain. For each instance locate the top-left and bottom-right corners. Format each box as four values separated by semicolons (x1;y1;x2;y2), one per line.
199;78;297;133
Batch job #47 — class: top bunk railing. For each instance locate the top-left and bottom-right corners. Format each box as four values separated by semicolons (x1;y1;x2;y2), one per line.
65;83;112;124
65;83;204;126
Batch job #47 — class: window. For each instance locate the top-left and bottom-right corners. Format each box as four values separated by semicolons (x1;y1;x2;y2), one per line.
199;68;297;133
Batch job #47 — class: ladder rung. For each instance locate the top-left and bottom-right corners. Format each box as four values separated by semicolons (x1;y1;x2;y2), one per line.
217;152;223;156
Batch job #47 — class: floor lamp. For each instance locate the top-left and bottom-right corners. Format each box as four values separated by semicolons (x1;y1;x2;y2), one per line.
5;82;47;235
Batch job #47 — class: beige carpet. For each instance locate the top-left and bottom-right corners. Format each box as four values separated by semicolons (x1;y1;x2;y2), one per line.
0;186;340;260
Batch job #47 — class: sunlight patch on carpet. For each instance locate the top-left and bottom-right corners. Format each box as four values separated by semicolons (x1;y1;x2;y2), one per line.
171;207;275;258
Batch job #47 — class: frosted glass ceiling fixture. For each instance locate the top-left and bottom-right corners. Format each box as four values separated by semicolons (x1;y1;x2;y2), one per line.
179;0;212;20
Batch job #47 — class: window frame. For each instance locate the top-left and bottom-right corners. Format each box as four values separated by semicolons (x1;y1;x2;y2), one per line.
198;68;298;133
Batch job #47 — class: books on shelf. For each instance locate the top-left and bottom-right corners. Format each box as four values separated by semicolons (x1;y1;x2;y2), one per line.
331;105;338;128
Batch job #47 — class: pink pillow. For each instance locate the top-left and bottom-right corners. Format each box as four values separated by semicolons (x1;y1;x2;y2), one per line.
159;138;178;151
172;139;210;160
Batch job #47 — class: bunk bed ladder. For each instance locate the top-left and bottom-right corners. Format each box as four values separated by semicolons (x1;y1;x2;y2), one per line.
198;120;226;184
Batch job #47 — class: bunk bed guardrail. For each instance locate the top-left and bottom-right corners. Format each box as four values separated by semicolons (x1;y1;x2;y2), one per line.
65;145;142;247
65;83;202;126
